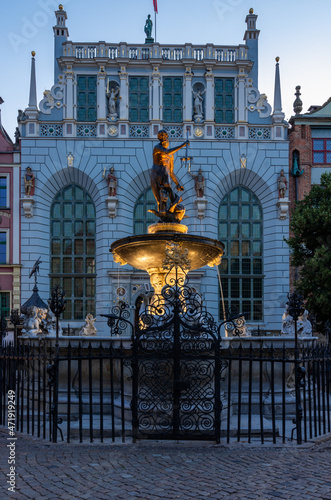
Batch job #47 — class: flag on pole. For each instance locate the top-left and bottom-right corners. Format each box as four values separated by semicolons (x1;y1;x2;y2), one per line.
153;0;158;13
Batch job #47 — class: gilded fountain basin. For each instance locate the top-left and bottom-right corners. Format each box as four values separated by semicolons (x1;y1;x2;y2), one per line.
111;233;224;271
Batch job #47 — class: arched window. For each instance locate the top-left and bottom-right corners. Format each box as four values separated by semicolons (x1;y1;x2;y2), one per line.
50;185;96;320
134;187;157;235
218;186;263;321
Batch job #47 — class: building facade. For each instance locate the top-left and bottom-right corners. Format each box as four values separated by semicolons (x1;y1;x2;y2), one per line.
18;6;289;335
288;89;331;289
289;88;331;200
0;100;21;319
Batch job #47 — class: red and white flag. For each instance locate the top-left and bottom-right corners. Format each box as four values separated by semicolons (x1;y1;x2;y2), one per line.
153;0;158;13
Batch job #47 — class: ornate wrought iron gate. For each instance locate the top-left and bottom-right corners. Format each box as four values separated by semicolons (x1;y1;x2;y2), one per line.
132;281;222;442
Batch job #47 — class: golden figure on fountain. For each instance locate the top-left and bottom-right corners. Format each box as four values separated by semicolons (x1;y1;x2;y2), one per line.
149;130;189;224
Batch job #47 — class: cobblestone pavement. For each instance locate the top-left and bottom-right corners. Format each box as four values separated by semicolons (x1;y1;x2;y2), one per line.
1;430;331;500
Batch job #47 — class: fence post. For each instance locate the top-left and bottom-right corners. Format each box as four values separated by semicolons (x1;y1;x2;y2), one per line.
49;286;66;444
287;292;305;444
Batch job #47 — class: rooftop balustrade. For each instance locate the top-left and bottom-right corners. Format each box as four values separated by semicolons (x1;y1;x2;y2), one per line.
62;42;249;63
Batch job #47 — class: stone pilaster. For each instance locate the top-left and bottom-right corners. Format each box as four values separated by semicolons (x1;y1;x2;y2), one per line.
236;69;247;123
183;67;193;122
151;67;161;121
97;66;107;121
119;66;128;121
204;68;214;122
65;64;74;120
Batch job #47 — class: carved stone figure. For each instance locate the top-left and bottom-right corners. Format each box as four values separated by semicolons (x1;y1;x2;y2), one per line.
44;308;63;337
103;167;117;196
24;167;35;196
80;313;97;336
297;310;313;337
144;14;153;39
107;87;119;116
193;88;205;117
194;168;205;198
277;169;287;199
17;109;27;122
22;306;47;336
281;305;294;335
149;130;188;221
14;127;20;147
281;306;313;337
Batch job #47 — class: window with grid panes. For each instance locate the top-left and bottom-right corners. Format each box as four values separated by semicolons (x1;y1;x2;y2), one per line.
50;186;96;320
134;187;157;235
312;139;331;164
214;78;234;124
77;76;97;122
0;292;10;317
218;187;263;321
129;77;149;122
0;232;7;264
0;177;7;207
163;77;183;123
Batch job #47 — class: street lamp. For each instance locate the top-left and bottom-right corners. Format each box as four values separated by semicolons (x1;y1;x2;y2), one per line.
49;285;66;347
48;285;66;443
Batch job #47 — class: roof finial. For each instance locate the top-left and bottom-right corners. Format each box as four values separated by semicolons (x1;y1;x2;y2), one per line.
293;86;303;115
28;51;37;109
59;4;63;10
272;56;285;123
249;7;254;13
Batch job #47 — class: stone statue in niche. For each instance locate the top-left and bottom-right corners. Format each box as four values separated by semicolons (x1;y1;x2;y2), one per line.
192;88;206;121
24;167;35;196
194;168;205;198
108;88;119;115
277;169;287;199
106;82;120;120
103;166;117;196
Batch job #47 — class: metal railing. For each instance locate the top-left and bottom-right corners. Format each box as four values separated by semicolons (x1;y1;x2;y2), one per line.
1;338;330;445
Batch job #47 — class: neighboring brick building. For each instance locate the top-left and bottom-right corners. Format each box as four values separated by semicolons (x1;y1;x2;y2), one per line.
289;89;331;201
0;99;21;318
288;89;331;287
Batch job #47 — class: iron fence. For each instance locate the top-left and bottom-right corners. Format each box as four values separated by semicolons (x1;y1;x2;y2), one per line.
0;338;330;445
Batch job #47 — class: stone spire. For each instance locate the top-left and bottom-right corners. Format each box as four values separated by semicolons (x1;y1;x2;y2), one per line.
272;57;285;123
293;86;303;115
28;51;37;109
